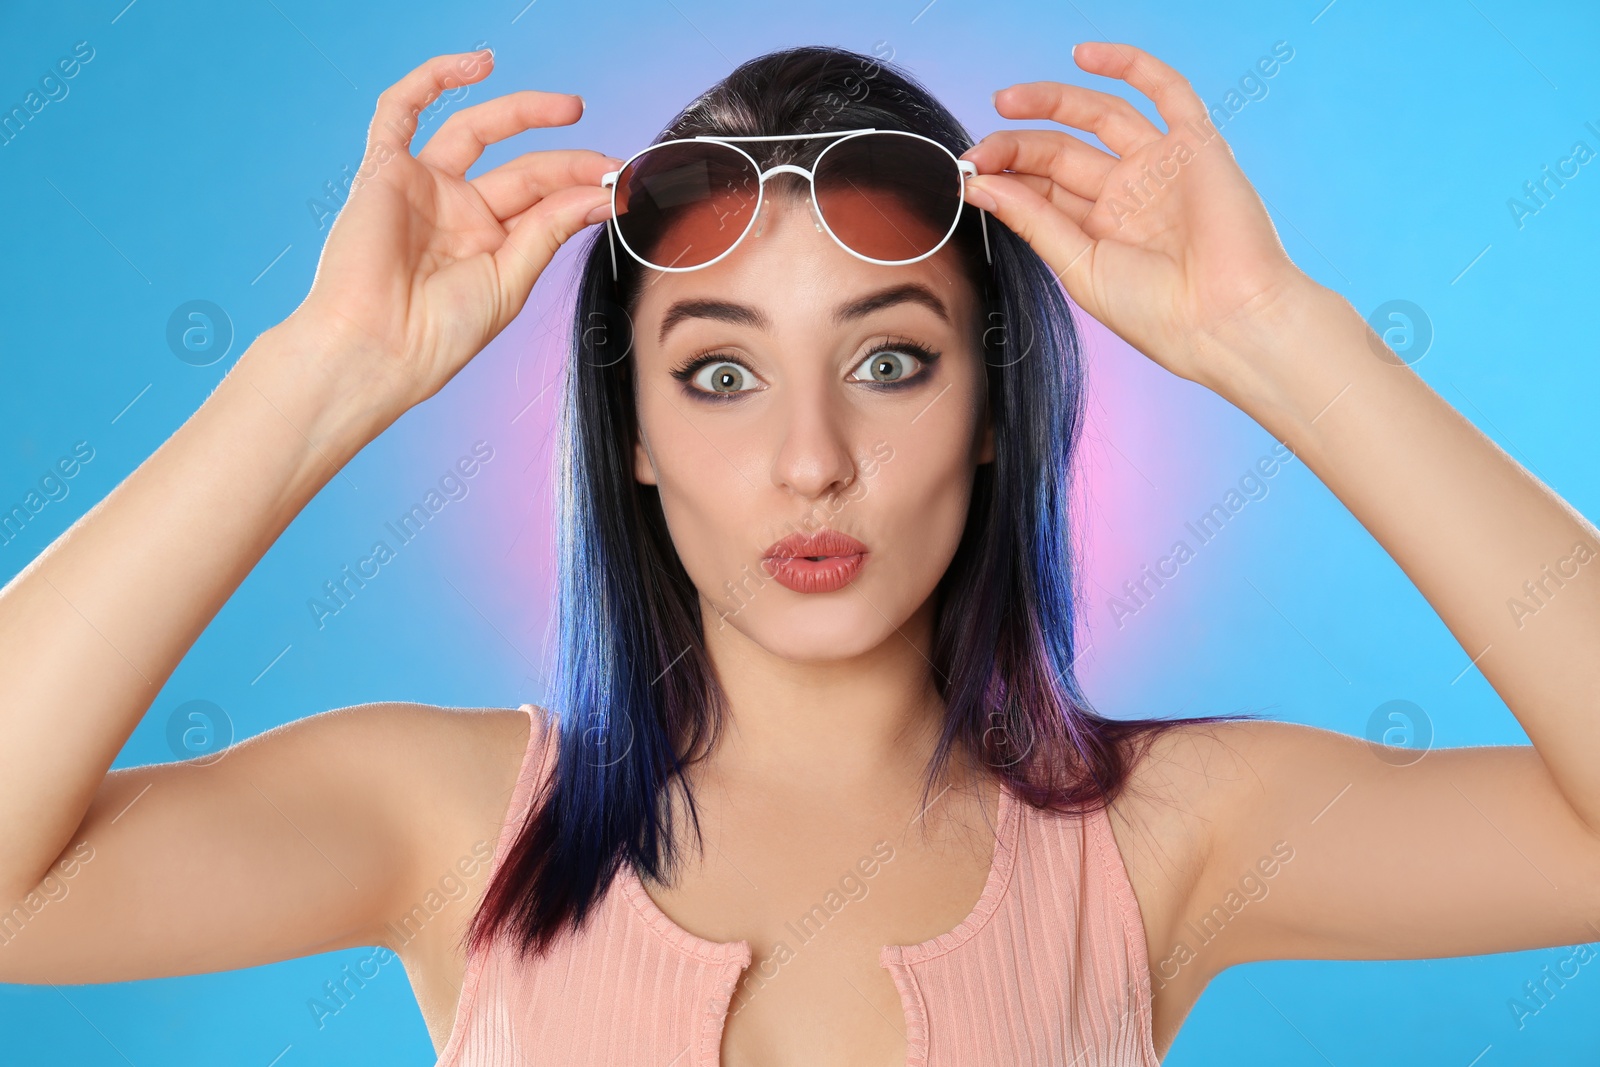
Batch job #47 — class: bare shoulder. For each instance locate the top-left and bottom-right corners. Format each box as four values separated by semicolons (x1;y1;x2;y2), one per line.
1103;718;1287;1049
1105;723;1233;917
1105;718;1299;915
354;702;545;1050
1104;719;1373;966
267;699;542;916
360;702;541;871
261;701;548;1051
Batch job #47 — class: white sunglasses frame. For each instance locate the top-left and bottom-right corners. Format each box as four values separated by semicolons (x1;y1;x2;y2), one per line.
597;128;992;282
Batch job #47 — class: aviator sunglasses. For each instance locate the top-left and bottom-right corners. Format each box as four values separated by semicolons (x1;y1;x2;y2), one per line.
598;128;992;280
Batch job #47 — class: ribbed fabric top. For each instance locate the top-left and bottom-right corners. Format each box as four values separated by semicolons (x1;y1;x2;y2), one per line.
435;705;1159;1067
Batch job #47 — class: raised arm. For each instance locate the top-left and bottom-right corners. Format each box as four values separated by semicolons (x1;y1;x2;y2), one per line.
0;49;611;980
958;38;1600;1009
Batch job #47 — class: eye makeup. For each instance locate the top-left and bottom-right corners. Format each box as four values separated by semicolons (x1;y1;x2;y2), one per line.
848;335;942;386
667;335;943;402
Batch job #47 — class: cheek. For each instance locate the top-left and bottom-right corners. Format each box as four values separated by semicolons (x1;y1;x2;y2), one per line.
865;416;980;577
638;401;757;577
656;466;744;557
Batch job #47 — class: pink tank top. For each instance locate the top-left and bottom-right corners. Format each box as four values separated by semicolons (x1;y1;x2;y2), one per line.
435;705;1159;1066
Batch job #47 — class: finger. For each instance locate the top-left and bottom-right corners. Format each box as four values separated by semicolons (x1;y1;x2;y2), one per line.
471;148;623;221
493;184;614;316
966;173;1095;292
1072;41;1211;132
367;49;497;155
991;79;1163;158
963;170;1094;227
962;129;1118;204
417;90;588;176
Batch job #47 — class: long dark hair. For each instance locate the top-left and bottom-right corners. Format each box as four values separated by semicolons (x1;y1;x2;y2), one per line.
468;43;1255;959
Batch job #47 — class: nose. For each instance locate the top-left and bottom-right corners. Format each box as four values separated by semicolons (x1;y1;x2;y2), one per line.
769;383;858;502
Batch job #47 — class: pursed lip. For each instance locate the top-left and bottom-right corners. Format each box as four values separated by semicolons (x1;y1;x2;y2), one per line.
759;528;869;594
761;528;869;561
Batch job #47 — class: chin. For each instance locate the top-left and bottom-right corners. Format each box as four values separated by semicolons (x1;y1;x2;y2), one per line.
712;593;904;664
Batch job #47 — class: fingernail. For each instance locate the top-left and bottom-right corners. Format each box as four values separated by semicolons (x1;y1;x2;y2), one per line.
585;202;612;225
576;94;586;114
965;179;998;213
990;89;1000;108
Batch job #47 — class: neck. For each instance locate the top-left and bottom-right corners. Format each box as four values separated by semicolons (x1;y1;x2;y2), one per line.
697;595;958;797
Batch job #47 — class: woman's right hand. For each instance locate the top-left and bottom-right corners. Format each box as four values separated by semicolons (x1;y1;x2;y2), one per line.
284;49;619;416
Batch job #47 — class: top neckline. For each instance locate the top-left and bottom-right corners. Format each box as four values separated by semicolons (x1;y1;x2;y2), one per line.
617;776;1022;968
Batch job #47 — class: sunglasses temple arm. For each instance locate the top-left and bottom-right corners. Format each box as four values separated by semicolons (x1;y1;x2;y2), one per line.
606;217;619;282
980;207;991;265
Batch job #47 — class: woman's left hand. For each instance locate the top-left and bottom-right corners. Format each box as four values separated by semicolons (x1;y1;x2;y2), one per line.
960;41;1315;393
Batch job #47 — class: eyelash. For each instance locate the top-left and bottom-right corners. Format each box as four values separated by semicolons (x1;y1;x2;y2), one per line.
668;336;942;402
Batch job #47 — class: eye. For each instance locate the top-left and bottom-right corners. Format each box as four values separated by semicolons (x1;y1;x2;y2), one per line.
688;359;761;396
848;341;937;385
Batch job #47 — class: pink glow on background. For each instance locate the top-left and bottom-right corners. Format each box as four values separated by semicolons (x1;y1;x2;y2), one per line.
422;242;597;699
415;50;1252;704
1067;307;1250;692
429;223;1246;702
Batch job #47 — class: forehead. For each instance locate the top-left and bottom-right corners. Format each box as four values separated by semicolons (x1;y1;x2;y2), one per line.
629;195;978;342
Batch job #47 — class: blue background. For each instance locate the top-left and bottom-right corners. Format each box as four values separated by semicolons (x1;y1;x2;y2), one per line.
2;0;1598;1063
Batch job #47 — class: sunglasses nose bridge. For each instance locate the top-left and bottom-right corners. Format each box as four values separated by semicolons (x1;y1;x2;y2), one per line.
751;163;826;235
758;163;814;182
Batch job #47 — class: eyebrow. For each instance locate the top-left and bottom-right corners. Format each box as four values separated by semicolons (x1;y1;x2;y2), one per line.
656;282;950;345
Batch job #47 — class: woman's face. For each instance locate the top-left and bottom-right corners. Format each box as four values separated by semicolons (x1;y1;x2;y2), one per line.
630;191;992;663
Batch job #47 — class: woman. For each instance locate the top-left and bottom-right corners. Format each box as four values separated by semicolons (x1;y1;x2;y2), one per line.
2;38;1598;1067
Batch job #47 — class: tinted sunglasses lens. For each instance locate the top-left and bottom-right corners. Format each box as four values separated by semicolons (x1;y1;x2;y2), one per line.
813;134;962;262
613;142;759;270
